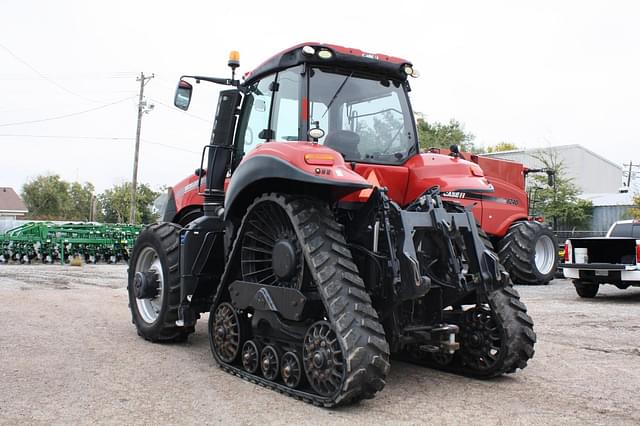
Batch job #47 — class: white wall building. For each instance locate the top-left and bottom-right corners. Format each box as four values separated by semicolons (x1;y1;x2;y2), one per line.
481;144;623;194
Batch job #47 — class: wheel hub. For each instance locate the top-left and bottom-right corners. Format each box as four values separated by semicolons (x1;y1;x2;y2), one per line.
133;270;159;299
272;239;297;280
312;350;327;368
469;333;483;347
216;326;226;339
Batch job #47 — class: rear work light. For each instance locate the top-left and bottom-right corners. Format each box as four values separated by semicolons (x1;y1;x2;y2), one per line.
304;153;335;166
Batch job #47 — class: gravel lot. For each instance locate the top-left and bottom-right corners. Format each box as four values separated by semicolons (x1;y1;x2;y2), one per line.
1;264;639;425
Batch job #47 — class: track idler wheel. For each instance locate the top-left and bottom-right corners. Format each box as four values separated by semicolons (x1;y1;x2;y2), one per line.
241;340;260;374
303;321;345;397
260;345;280;381
212;302;243;363
281;352;302;389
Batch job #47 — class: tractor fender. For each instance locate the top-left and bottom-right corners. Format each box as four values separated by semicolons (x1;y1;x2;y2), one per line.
224;155;369;220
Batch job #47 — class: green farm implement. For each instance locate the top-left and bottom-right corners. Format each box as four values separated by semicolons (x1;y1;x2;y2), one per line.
0;222;142;264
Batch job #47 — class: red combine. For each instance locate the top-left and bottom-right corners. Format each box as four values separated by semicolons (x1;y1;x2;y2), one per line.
132;43;536;407
163;143;558;285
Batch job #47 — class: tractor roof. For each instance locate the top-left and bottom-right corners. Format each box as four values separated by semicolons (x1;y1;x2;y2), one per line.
243;42;413;85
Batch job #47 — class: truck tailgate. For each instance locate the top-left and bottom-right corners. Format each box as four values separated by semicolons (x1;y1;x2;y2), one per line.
567;237;637;266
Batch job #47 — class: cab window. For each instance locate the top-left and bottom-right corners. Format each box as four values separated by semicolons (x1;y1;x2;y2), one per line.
610;223;632;237
237;75;275;156
235;66;303;160
272;66;302;141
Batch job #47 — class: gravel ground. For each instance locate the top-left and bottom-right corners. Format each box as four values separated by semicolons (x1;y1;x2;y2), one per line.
1;264;639;425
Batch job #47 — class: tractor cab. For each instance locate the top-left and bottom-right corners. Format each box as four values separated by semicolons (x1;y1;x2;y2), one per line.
236;50;418;167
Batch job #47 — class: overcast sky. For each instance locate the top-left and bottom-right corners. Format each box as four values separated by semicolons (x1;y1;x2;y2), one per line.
1;0;639;193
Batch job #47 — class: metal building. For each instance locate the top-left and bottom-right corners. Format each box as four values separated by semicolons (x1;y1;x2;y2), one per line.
579;192;634;233
481;144;623;193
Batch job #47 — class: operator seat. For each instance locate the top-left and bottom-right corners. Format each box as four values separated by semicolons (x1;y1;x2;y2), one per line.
324;130;360;159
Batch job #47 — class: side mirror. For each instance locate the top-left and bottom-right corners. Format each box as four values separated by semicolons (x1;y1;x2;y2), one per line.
194;168;206;177
547;171;555;187
174;79;193;110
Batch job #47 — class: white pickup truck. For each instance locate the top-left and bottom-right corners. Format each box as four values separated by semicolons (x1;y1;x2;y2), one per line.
562;220;640;298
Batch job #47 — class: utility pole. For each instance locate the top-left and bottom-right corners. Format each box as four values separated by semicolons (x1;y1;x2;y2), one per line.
130;72;154;224
623;161;640;189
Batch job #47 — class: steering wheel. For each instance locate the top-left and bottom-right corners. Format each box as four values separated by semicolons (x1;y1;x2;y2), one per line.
378;126;404;154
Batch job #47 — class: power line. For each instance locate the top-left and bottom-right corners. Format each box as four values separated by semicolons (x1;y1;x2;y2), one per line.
0;42;102;103
0;134;133;140
0;96;135;127
0;133;199;154
0;75;138;81
141;138;199;154
149;97;211;123
0;70;138;78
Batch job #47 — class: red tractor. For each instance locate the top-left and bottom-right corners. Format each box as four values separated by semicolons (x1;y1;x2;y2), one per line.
130;43;535;407
164;141;558;286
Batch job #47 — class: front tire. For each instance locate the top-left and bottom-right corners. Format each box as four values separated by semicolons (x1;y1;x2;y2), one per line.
573;280;599;298
498;221;558;285
128;222;194;342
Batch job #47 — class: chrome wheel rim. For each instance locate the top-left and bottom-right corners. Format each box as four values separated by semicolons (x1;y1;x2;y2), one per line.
534;235;555;275
134;246;164;324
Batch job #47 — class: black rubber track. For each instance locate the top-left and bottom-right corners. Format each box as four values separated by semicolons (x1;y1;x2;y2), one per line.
209;193;390;407
128;222;194;342
498;221;558;285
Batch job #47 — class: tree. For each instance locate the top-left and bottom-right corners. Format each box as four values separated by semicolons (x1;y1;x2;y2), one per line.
528;151;593;229
21;175;100;221
99;182;159;224
486;142;519;153
22;175;71;219
629;194;640;219
67;182;97;221
416;117;481;153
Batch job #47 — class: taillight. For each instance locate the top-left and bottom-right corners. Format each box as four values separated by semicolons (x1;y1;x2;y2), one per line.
304;153;335;166
636;240;640;265
564;240;572;263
